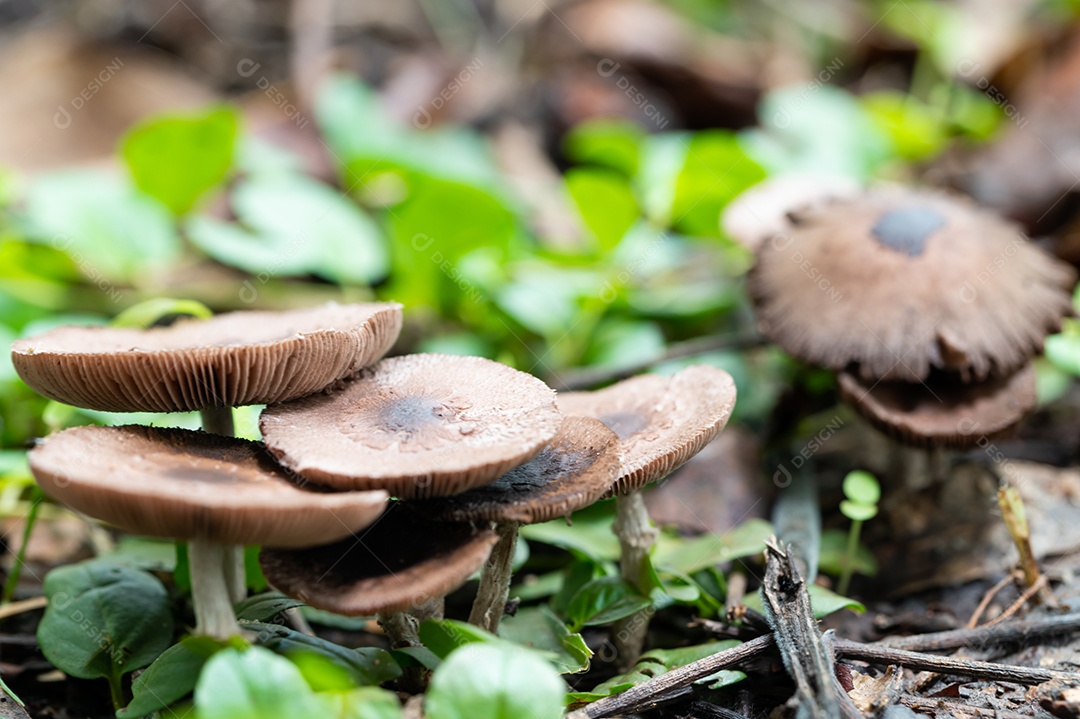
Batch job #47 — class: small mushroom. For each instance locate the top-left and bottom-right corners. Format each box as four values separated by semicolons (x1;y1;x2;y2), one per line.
414;416;621;633
557;365;737;665
28;425;388;638
748;187;1075;383
259;354;563;499
13;301;402;605
837;363;1037;450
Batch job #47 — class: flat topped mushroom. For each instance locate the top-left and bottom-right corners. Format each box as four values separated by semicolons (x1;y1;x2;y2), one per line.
748;187;1075;383
260;502;499;616
417;416;620;524
27;425;389;548
721;174;858;252
557;365;737;496
837;364;1037;450
12;302;402;412
259;354;562;499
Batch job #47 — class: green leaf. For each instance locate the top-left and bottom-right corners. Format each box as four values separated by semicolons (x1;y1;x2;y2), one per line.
652;518;773;575
564;120;644;176
842;470;881;506
111;298;212;328
566;168;639;251
235;593;305;623
861;91;947;161
37;558;173;681
425;644;565;719
186;174;388;284
551;560;605;614
193;646;322;719
839;501;878;522
566;577;651;630
520;506;621;561
119;636;227;718
248;622;401;685
23;170;181;281
670;131;765;237
122;106;238;215
418;619;501;660
498;606;591;674
1045;330;1080;377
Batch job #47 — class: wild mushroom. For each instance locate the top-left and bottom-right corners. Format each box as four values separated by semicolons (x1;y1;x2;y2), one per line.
260;501;498;663
12;301;402;604
747;186;1074;484
28;425;388;638
259;354;562;499
557;364;737;665
748;187;1074;383
414;415;621;633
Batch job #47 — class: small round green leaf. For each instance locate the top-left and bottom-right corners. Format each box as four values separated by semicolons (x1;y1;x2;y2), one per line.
842;470;881;506
425;644;565;719
839;500;878;522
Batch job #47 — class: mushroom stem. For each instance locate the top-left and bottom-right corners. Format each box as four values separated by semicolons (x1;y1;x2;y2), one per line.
611;491;657;668
379;598;444;693
189;538;242;639
468;521;519;633
198;407;247;605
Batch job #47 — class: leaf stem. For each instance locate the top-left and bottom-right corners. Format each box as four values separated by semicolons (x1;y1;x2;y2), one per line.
837;518;862;596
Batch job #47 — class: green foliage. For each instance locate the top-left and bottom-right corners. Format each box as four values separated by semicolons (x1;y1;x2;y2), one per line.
119;636;228;718
425;643;565;719
121;106;238;215
564;121;644;177
670;131;766;236
37;558;173;707
112;298;213;328
566;576;652;630
566;168;639;251
840;470;880;522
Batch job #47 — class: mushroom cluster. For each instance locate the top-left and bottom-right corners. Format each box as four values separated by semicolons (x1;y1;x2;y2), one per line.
15;301;739;661
746;185;1075;467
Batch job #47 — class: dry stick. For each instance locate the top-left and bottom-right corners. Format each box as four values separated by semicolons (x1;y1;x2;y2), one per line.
879;612;1080;652
565;634;776;719
900;697;1037;719
966;572;1017;628
830;638;1077;685
761;538;862;719
610;491;659;669
468;521;519;632
578;611;1080;719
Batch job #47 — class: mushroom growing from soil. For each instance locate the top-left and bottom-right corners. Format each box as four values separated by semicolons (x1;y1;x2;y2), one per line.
12;301;402;607
414;415;621;633
748;187;1074;384
259;353;562;499
747;186;1073;496
557;364;737;665
28;425;388;638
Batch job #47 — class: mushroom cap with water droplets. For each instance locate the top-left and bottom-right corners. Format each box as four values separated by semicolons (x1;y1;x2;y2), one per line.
259;354;562;499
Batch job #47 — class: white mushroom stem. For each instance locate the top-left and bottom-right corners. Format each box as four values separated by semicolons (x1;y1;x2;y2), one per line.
199;407;247;605
612;490;657;668
189;539;243;639
468;521;520;633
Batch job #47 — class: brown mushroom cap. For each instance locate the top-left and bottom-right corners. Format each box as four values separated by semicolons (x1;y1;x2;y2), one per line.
259;354;562;499
748;187;1075;383
259;502;498;616
12;302;403;412
413;416;620;524
837;363;1037;450
28;425;388;547
557;365;737;496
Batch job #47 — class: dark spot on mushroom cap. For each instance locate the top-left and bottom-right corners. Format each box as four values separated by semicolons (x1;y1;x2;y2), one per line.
870;205;945;257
